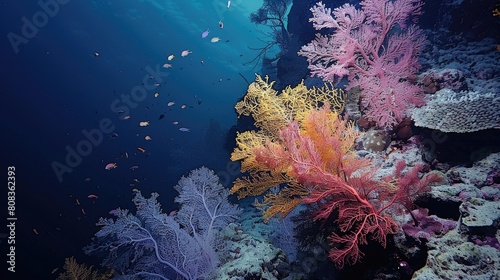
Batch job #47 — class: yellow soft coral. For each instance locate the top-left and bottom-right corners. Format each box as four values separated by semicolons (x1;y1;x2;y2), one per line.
233;75;344;139
231;75;344;167
230;75;353;221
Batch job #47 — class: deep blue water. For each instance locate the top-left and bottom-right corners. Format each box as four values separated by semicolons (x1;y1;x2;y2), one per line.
1;0;267;278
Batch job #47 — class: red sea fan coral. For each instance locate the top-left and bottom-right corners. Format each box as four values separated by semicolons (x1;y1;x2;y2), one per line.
301;160;444;268
249;104;444;268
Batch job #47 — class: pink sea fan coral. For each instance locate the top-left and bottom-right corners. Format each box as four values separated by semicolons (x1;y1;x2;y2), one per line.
299;0;427;129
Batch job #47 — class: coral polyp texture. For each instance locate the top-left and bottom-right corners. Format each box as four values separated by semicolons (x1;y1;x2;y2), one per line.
412;89;500;133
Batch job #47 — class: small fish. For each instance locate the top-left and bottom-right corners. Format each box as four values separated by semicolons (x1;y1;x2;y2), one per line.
137;147;146;153
169;210;177;216
33;228;39;235
167;101;175;106
145;135;152;141
94;51;100;57
76;199;80;205
167;54;175;60
84;177;91;182
105;163;117;170
130;165;139;171
180;104;186;109
109;132;118;139
179;127;190;132
125;152;129;158
132;188;140;193
158;114;165;120
210;37;220;43
181;50;192;57
162;63;172;68
122;115;131;120
88;194;98;199
154;92;160;97
109;208;120;215
133;178;140;183
81;208;86;215
51;268;59;274
201;29;210;38
227;0;231;8
219;20;224;29
172;121;179;125
139;121;150;127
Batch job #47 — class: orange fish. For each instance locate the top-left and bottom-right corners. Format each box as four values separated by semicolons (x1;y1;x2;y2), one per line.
137;147;146;153
88;194;98;199
181;50;192;57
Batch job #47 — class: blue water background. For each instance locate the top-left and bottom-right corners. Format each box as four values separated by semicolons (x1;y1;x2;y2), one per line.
0;0;270;277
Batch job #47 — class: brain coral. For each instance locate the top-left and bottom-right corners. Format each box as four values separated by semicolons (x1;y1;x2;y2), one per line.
412;89;500;133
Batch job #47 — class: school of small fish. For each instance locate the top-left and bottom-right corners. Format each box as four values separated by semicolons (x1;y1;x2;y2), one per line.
65;14;232;236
